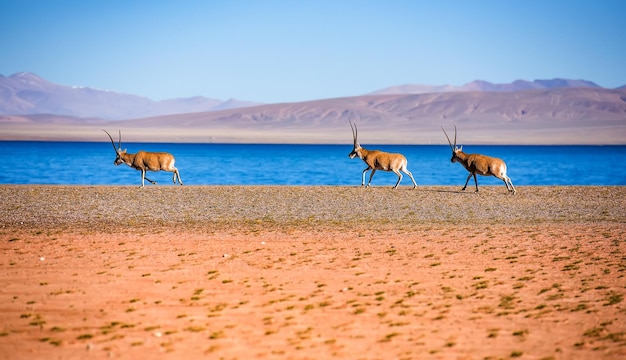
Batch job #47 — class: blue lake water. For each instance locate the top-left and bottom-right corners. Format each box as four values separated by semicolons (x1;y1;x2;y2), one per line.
1;141;625;186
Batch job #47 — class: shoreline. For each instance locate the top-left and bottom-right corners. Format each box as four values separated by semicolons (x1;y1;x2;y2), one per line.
1;185;624;231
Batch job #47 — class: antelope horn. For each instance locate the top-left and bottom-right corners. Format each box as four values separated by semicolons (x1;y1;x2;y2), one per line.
453;124;457;149
103;130;118;152
118;130;122;149
441;126;454;151
349;119;358;146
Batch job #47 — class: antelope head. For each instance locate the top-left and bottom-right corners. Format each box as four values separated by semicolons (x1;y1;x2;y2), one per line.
442;125;463;164
103;129;126;166
348;120;362;159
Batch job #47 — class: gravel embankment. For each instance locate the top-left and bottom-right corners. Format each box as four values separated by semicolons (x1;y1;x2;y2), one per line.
1;185;624;232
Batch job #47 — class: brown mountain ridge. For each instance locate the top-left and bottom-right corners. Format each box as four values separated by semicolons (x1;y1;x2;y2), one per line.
1;74;625;144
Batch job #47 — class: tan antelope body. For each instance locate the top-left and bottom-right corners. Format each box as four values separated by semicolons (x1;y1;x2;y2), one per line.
348;120;417;189
442;125;515;194
104;130;183;188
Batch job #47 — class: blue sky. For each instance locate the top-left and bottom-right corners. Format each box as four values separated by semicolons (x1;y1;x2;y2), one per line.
1;0;624;103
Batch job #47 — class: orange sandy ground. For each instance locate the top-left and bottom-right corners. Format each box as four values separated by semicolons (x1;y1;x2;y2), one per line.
1;224;625;359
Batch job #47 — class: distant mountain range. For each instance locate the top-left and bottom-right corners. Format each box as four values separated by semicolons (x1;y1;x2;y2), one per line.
0;73;625;144
0;72;260;120
368;78;607;95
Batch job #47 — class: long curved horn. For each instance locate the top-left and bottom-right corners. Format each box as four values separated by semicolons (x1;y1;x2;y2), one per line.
349;119;358;146
103;130;118;152
441;126;453;151
453;124;457;149
118;130;122;149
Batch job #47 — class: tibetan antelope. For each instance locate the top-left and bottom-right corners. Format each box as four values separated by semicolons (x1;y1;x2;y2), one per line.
442;125;516;194
348;120;417;189
103;130;183;188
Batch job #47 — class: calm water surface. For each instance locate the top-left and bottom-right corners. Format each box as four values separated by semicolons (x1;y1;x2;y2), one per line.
1;142;624;186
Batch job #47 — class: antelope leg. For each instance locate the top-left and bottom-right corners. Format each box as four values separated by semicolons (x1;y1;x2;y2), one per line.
473;174;479;192
462;173;473;191
403;169;417;189
366;169;377;188
361;167;371;187
506;177;516;194
392;170;403;189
